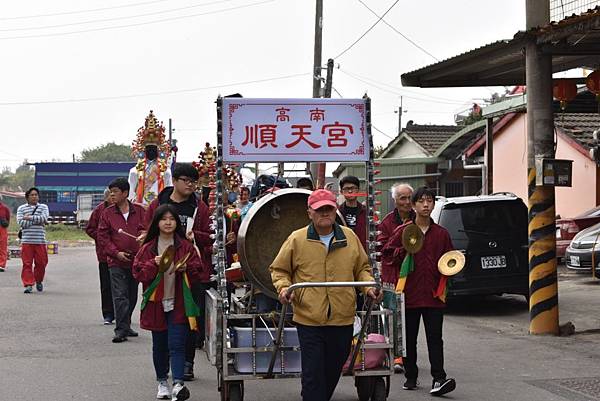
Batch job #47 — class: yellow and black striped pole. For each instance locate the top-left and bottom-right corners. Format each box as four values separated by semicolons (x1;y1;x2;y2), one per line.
528;168;559;335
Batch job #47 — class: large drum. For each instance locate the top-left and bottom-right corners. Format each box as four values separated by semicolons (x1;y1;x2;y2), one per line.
237;188;344;299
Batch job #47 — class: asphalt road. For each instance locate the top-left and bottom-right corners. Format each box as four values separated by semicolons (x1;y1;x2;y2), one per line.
2;247;600;401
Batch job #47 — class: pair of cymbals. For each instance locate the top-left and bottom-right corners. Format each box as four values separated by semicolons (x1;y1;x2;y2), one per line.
158;246;192;274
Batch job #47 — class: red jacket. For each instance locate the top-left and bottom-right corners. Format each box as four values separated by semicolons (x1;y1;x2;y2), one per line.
378;209;415;287
382;220;453;309
132;236;204;331
145;189;213;281
0;202;10;229
338;202;367;252
98;202;146;268
85;201;109;263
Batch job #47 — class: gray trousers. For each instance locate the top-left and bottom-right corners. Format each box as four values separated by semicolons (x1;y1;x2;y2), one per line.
109;267;138;337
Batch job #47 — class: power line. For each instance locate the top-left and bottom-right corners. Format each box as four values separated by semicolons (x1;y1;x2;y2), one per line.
0;0;239;33
357;0;439;61
332;0;399;60
0;0;173;20
339;69;470;106
339;68;468;103
372;124;395;140
0;72;309;106
0;0;275;40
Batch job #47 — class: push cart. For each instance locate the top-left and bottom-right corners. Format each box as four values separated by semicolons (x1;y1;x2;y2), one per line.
207;96;406;401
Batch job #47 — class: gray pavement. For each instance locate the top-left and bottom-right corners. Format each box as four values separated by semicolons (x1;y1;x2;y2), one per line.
2;247;600;400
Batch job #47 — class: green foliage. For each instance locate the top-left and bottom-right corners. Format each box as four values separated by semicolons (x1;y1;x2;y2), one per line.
80;142;134;162
0;161;34;191
374;145;385;158
45;224;91;241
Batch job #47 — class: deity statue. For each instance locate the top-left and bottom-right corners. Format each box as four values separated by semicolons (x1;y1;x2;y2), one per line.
128;110;172;205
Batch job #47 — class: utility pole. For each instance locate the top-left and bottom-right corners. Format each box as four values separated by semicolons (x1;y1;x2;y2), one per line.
315;58;334;188
526;0;559;335
309;0;323;186
397;96;403;135
168;118;172;145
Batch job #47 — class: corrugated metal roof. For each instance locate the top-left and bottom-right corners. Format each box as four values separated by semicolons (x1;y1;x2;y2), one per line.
401;8;600;88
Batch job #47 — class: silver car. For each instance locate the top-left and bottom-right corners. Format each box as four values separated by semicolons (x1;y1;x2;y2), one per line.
565;221;600;275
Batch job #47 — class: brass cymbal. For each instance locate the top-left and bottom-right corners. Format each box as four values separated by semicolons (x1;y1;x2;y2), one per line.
402;224;424;254
438;250;465;276
172;252;192;274
158;245;176;273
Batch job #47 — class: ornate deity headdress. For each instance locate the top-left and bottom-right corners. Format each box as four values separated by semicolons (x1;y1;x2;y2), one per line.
131;110;171;158
192;142;242;212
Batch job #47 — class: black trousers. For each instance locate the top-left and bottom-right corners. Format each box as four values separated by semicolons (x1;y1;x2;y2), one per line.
296;324;353;401
108;267;138;337
185;282;210;364
98;262;114;319
404;307;446;383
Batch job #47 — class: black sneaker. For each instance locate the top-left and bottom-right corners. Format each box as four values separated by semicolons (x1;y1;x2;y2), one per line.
125;329;138;337
183;364;194;381
403;378;418;390
430;378;456;396
112;335;128;343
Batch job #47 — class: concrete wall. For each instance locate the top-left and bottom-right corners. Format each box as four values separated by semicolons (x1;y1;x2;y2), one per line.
492;113;598;217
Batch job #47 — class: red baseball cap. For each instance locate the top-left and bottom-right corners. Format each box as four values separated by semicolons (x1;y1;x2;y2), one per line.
308;189;337;210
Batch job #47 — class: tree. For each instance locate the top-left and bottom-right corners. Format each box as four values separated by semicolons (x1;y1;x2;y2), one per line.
374;145;385;158
80;142;134;162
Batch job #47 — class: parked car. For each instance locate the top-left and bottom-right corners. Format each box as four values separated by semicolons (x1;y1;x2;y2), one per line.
565;222;600;275
556;205;600;261
431;194;529;299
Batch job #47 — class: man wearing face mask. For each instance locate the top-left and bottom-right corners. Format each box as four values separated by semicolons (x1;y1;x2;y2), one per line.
128;111;173;206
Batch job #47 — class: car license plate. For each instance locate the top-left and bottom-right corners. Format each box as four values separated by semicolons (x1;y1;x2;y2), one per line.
570;255;580;267
481;255;507;269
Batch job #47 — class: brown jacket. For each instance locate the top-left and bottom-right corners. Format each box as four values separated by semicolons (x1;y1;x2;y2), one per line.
270;223;373;326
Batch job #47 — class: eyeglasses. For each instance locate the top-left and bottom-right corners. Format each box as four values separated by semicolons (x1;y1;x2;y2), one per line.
341;186;359;193
177;177;195;186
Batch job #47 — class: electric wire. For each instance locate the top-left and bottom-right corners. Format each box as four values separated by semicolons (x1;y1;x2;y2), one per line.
339;67;469;103
339;68;471;106
0;0;275;40
332;0;399;60
0;0;173;20
357;0;439;61
0;0;240;32
0;72;309;106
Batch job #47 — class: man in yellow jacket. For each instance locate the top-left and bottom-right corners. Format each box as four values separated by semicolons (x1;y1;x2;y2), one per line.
270;189;381;401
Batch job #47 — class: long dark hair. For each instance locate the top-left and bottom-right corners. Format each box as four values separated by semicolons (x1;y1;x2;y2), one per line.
144;204;185;244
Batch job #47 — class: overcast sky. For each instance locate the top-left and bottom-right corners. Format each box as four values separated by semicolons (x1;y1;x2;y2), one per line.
0;0;527;171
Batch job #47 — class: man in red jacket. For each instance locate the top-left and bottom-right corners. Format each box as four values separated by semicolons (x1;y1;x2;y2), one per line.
378;183;414;373
143;163;212;380
98;178;146;343
0;200;10;272
85;189;115;324
382;187;456;396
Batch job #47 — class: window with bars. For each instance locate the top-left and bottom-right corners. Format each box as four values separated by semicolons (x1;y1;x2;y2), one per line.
444;182;464;197
550;0;600;21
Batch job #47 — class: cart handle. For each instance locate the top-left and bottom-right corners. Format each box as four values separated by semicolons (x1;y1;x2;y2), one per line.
284;281;378;296
266;281;379;378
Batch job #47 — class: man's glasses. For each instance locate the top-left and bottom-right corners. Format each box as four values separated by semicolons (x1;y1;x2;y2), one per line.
341;186;359;193
177;177;195;186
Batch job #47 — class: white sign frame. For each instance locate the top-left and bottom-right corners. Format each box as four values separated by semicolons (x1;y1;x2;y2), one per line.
221;98;369;162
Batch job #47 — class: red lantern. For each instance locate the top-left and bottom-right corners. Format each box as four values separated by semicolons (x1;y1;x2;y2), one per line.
586;70;600;99
553;79;577;111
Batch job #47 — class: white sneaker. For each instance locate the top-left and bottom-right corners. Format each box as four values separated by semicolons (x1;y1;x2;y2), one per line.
171;382;190;401
157;380;170;399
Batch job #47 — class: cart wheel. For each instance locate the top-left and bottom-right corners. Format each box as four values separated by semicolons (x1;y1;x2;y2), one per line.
371;377;386;401
355;377;375;401
222;381;244;401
